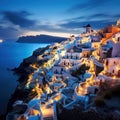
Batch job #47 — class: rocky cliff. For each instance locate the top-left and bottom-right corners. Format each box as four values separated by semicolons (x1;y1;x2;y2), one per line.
17;34;67;43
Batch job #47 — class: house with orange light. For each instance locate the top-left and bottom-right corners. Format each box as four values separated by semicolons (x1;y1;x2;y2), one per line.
101;25;120;44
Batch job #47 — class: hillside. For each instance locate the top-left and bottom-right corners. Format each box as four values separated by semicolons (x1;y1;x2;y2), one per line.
17;34;67;43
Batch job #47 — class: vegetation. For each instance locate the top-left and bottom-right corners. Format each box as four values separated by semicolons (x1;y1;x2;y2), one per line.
98;81;120;99
94;97;105;107
98;81;111;95
57;104;117;120
103;85;120;98
24;90;38;102
0;114;6;120
94;84;120;107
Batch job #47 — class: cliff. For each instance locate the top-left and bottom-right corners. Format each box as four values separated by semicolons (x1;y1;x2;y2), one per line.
17;34;67;43
7;45;50;112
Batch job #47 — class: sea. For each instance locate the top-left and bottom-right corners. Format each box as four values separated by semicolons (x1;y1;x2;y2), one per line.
0;41;49;114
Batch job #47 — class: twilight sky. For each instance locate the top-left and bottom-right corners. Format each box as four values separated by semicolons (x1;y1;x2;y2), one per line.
0;0;120;40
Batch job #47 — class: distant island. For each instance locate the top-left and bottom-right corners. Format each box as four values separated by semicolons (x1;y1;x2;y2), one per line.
17;34;67;43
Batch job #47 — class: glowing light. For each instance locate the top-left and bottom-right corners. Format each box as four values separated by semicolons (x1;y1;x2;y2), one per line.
112;75;117;79
0;39;3;43
53;94;61;101
30;64;38;69
41;105;54;118
45;84;52;94
76;73;96;96
29;109;40;115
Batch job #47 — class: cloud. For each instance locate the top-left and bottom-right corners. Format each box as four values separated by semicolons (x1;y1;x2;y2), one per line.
1;10;77;36
2;11;36;28
61;12;120;29
62;13;111;23
67;0;109;13
30;24;77;34
0;10;76;39
113;14;120;18
86;13;120;20
60;19;116;30
0;10;37;40
87;13;111;19
36;24;69;33
0;9;119;40
0;26;22;40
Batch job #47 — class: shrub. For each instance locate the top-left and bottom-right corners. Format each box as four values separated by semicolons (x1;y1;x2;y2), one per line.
103;92;112;100
111;85;120;97
94;97;105;107
71;64;89;77
103;85;120;99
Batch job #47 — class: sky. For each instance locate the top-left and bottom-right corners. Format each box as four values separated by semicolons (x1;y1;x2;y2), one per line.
0;0;120;40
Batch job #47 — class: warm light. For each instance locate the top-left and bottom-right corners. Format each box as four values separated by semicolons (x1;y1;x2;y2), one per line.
112;75;117;79
112;38;118;43
30;64;38;69
43;63;47;67
85;82;89;87
41;105;54;118
77;73;96;96
54;95;61;101
28;74;33;79
29;109;40;115
45;84;52;94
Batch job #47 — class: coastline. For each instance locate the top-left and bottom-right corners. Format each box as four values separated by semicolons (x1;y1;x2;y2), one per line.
7;45;50;113
0;42;50;119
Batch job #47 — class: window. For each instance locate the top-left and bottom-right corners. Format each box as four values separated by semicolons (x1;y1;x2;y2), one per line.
106;60;108;65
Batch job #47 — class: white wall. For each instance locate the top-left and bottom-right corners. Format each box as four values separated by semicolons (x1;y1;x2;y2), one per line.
107;58;120;69
65;52;82;59
114;32;120;39
52;66;66;74
60;59;81;66
104;58;120;75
